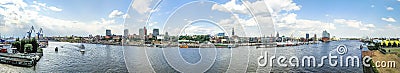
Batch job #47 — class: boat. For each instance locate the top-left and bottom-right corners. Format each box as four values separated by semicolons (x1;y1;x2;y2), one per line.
215;44;237;48
55;47;58;52
360;43;367;49
275;41;297;47
1;47;7;53
0;53;36;67
80;49;85;52
255;42;276;48
79;44;85;52
0;44;12;53
179;44;189;48
155;44;167;48
38;40;48;48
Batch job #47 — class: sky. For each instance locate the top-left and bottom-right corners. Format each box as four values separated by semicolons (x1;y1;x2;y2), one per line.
0;0;400;38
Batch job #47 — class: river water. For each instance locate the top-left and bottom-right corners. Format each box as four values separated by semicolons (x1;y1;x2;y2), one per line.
0;40;364;72
0;42;127;72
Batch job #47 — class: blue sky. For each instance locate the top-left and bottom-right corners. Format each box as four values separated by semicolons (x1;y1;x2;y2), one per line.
1;0;400;38
294;0;398;26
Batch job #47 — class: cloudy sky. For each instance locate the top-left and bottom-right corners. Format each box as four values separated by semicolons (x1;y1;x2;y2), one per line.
1;0;400;38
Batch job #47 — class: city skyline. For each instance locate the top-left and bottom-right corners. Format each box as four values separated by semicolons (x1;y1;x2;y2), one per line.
0;0;400;38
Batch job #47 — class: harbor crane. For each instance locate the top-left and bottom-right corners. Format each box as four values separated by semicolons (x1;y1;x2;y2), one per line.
36;28;43;40
27;26;35;39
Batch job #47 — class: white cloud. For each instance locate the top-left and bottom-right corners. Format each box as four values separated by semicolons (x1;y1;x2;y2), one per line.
47;6;62;12
32;1;62;12
334;19;362;28
212;0;300;15
212;0;290;36
182;25;224;36
108;10;124;18
386;7;394;11
0;0;28;8
0;0;123;36
264;0;301;14
364;24;375;28
122;14;130;19
131;0;153;15
208;0;399;37
381;17;396;22
334;19;375;30
275;13;336;36
211;0;248;14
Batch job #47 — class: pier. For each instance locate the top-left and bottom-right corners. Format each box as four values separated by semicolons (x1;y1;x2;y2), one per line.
0;53;42;67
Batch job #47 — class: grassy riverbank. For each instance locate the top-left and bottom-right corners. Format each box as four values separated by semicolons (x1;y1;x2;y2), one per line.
370;50;400;73
385;48;400;57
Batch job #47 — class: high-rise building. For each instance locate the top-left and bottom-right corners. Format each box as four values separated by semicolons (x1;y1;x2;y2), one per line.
124;29;129;38
106;29;111;36
276;32;280;37
153;29;159;37
144;26;147;36
139;28;145;39
314;34;317;41
164;32;169;41
217;33;225;37
232;28;235;36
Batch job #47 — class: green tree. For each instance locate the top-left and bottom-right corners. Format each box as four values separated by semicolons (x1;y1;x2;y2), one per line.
31;38;38;53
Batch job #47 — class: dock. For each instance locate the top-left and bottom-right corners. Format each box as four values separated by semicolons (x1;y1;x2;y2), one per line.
0;53;42;67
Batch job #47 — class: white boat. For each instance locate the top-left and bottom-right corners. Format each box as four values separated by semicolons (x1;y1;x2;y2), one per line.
80;49;85;52
79;44;85;52
38;40;48;48
275;41;297;47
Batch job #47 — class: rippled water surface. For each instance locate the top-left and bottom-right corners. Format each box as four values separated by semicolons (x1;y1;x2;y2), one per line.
1;40;363;72
0;42;128;73
125;40;364;73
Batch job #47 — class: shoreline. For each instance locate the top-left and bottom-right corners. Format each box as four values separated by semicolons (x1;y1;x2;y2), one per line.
362;50;400;73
